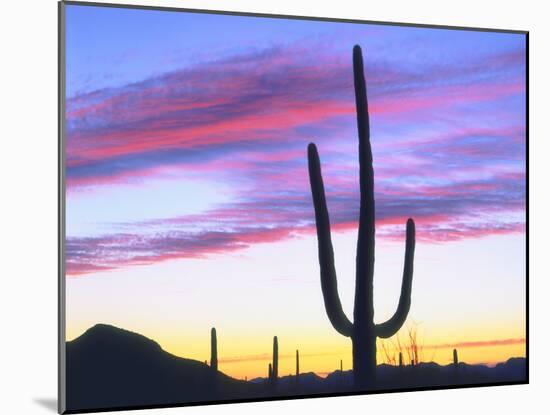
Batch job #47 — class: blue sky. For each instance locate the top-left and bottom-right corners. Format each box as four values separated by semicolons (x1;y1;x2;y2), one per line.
66;5;524;96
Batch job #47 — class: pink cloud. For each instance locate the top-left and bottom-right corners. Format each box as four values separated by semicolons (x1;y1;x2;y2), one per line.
65;44;526;276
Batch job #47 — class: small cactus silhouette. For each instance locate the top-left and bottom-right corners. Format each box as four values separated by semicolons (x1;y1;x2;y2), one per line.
210;327;218;372
399;352;403;368
453;348;459;368
307;45;416;389
268;363;272;381
272;336;279;386
295;349;300;383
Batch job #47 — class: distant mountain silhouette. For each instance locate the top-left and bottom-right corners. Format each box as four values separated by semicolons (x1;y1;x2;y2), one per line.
252;358;526;394
65;324;526;412
66;324;260;412
250;371;326;395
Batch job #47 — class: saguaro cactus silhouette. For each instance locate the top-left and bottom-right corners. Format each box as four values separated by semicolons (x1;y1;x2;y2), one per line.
272;336;279;386
453;348;459;368
210;328;218;372
295;349;300;382
307;45;416;389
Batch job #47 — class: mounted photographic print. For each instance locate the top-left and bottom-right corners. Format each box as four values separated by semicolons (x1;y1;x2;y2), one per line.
58;1;528;413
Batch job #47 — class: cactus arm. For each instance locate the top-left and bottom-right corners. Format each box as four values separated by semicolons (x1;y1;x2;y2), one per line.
308;143;353;337
375;218;416;338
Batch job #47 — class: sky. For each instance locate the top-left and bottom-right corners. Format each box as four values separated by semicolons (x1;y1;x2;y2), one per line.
64;4;526;379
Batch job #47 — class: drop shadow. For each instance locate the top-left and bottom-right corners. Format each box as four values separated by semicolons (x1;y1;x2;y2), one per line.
34;398;57;413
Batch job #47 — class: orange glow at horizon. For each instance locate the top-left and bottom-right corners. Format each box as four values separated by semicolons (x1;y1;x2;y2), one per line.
66;323;526;380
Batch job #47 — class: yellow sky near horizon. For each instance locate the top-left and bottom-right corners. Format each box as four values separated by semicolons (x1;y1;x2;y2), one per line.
65;230;526;380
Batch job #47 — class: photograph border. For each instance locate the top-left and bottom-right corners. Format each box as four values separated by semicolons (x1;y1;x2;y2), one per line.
58;1;529;413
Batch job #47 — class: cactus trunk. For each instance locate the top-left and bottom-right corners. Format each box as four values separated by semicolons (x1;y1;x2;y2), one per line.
352;329;376;388
307;45;416;390
399;352;403;368
453;348;459;368
352;39;377;390
210;327;218;372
